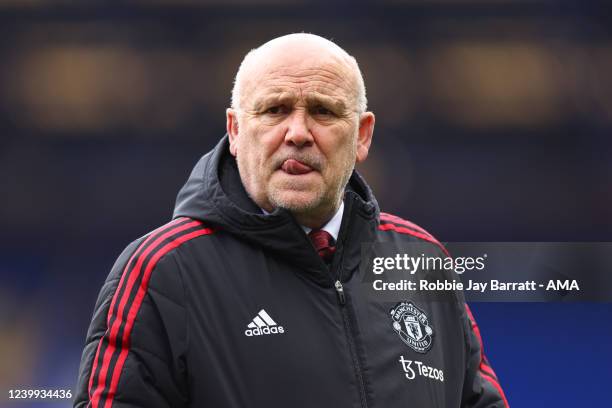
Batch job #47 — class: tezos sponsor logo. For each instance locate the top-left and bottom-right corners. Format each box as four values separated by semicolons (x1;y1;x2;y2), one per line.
398;355;444;383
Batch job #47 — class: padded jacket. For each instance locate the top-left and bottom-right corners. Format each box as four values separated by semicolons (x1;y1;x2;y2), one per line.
74;135;508;408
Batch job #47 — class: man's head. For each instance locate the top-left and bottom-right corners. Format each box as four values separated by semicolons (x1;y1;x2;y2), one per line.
226;33;375;228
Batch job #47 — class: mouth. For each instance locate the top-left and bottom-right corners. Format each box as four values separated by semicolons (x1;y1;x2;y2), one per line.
280;159;315;175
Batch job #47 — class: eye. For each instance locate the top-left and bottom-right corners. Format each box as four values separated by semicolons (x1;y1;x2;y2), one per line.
311;105;335;116
263;105;289;115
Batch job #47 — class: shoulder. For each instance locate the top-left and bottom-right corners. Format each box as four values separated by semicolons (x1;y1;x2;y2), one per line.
131;217;215;263
377;212;448;256
110;217;215;280
103;217;216;307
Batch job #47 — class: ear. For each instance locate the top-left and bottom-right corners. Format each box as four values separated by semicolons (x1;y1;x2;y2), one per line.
226;108;240;157
355;112;375;163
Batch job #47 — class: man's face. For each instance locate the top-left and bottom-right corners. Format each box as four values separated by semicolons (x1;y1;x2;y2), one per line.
227;48;374;225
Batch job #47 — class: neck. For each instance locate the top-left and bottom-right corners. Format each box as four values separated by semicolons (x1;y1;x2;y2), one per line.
291;199;342;230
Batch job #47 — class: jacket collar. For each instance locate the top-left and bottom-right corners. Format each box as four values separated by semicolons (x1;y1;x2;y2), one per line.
173;134;380;286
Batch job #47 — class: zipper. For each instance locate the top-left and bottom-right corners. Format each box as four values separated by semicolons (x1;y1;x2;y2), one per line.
329;196;369;408
334;279;369;408
334;280;346;305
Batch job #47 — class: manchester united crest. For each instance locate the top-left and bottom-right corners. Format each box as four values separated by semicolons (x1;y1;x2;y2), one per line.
390;302;434;353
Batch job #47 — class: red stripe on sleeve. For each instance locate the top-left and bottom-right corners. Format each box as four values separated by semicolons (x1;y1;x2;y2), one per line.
465;304;509;408
380;213;432;236
89;220;209;408
378;223;450;256
103;227;213;408
87;218;186;401
480;361;497;378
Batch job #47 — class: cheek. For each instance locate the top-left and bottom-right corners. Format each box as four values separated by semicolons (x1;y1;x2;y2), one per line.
237;129;264;163
323;126;357;158
243;141;275;177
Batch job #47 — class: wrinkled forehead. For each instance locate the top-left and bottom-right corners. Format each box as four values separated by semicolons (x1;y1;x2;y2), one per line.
240;50;359;110
252;69;354;108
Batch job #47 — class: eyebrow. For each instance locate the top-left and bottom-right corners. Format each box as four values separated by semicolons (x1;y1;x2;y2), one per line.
251;90;349;112
251;92;297;110
305;93;348;112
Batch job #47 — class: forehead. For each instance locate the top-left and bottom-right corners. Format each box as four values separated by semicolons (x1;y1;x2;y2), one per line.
242;54;358;109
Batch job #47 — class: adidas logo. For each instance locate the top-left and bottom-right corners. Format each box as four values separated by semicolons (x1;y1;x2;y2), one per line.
244;309;285;337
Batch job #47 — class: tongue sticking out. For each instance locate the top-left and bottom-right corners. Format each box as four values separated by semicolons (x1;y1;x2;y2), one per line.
281;159;313;175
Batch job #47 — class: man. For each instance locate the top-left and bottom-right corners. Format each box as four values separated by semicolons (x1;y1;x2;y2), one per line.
74;34;508;408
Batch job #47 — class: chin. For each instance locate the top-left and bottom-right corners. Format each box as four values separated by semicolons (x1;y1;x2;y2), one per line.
269;190;323;213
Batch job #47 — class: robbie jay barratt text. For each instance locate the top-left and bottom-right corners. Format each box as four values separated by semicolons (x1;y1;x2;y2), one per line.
372;279;580;292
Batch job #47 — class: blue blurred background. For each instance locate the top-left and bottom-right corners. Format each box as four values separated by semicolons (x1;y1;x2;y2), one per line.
1;0;611;407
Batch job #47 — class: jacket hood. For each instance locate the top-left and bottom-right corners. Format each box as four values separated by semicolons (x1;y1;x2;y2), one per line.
173;135;380;282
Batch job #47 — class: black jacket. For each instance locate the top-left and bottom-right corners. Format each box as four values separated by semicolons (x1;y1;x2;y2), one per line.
75;135;508;408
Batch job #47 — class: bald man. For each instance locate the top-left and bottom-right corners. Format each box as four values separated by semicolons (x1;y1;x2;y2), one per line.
75;34;508;408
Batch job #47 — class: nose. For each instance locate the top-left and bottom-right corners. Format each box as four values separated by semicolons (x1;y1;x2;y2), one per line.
284;109;313;148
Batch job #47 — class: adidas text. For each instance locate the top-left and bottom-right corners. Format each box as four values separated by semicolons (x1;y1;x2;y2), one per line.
245;326;285;336
244;309;285;337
